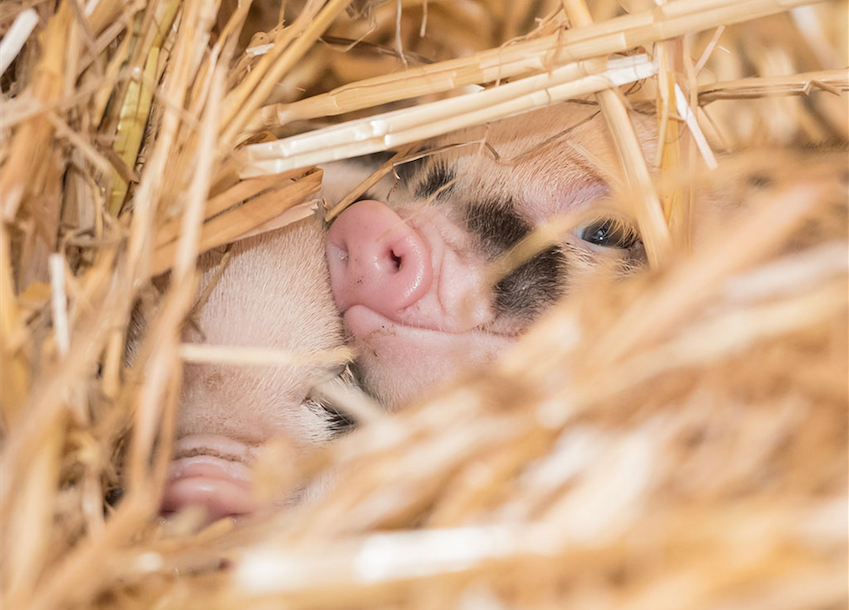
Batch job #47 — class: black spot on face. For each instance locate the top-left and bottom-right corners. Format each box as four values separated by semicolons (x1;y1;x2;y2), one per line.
414;161;456;200
465;199;567;321
494;245;567;321
465;199;532;254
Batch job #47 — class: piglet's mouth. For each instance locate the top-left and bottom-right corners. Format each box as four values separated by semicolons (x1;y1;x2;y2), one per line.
162;436;258;523
344;303;511;338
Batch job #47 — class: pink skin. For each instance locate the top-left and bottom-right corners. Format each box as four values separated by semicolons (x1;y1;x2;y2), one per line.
327;201;512;409
326;105;656;410
160;218;348;525
161;436;258;521
327;200;432;315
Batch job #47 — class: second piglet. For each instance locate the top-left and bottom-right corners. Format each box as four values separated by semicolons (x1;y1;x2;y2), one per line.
161;215;355;524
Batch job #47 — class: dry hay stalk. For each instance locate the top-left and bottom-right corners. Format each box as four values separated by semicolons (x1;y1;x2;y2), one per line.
0;0;846;609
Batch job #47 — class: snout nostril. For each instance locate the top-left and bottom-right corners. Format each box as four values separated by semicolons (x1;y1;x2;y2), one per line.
327;198;433;313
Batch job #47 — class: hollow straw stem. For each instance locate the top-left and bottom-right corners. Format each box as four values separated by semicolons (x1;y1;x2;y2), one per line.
106;0;181;216
0;226;29;424
241;55;658;175
698;68;849;102
246;0;827;134
179;344;355;368
0;8;39;76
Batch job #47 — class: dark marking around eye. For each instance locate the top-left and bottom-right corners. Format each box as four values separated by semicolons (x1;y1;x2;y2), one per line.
414;161;456;200
465;199;532;254
494;245;567;321
465;199;567;320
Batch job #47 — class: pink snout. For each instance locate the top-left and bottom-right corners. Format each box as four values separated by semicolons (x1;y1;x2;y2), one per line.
326;200;432;319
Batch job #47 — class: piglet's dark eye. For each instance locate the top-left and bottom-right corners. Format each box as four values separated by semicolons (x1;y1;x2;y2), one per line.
579;218;639;249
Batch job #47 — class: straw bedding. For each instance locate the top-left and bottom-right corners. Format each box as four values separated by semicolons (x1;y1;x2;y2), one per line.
0;0;847;609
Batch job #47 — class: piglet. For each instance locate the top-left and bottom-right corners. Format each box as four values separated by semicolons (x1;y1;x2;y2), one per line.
326;103;652;410
162;216;354;523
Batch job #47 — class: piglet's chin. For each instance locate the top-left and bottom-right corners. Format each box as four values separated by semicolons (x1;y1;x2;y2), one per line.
344;305;510;410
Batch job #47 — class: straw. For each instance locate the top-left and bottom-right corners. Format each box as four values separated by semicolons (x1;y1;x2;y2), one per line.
241;55;658;175
0;1;845;609
247;0;826;133
0;8;39;76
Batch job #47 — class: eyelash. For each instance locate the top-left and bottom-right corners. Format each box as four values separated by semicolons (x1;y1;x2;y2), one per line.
577;218;641;250
304;364;359;435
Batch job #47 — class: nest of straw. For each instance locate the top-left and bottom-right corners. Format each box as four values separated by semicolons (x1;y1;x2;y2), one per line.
1;0;847;609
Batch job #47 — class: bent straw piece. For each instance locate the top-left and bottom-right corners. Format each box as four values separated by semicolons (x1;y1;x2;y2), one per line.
698;68;849;102
218;0;326;130
248;0;826;132
241;56;657;176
